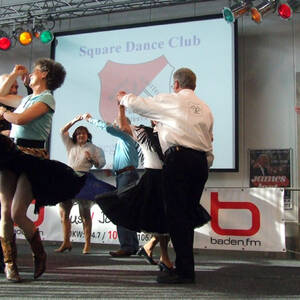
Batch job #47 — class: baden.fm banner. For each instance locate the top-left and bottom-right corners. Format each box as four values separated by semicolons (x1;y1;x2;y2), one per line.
16;188;285;252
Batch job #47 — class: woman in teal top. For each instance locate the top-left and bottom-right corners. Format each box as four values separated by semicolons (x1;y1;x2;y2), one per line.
0;58;66;283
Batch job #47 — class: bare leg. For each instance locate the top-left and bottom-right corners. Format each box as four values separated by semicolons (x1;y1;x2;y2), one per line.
143;235;160;257
79;201;92;254
159;235;173;269
55;200;73;252
11;173;36;238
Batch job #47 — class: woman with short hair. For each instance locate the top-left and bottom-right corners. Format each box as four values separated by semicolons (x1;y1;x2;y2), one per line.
0;58;66;282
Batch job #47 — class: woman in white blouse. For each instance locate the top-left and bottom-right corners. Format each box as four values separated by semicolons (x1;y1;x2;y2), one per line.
55;115;114;254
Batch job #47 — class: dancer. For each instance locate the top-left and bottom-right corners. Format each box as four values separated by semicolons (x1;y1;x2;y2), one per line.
0;72;21;136
0;134;86;278
82;112;140;257
117;67;214;284
0;64;26;109
0;71;25;272
55;115;114;254
95;104;172;269
0;58;66;282
0;69;33;271
95;104;210;270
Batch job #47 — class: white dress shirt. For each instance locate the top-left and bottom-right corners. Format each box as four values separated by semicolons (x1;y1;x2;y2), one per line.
121;89;214;159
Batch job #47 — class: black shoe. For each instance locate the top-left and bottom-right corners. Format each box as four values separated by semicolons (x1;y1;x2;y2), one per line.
157;272;195;284
109;249;135;257
158;261;173;273
137;247;157;265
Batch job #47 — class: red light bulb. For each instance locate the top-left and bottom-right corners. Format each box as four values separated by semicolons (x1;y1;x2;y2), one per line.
278;3;292;19
0;37;11;50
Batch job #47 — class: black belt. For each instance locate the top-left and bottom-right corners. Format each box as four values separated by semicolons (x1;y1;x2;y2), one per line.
115;165;136;175
165;145;205;157
12;138;46;149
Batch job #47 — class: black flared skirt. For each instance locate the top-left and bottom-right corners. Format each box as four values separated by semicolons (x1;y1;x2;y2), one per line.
95;167;212;233
95;168;168;234
0;134;86;212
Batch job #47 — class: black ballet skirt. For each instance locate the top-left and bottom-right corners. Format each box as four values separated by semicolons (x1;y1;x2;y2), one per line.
95;167;211;234
95;168;168;234
0;134;86;213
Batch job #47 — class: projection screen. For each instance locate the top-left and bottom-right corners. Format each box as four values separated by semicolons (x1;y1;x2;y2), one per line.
51;15;238;171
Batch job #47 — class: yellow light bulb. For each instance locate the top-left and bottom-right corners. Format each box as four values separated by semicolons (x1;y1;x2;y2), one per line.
19;31;32;45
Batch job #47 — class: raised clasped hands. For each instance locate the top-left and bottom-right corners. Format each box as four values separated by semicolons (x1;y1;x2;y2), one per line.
116;91;126;104
12;65;28;77
12;65;30;87
82;113;92;120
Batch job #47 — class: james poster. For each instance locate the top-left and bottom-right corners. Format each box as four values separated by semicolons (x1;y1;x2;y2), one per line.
249;149;292;209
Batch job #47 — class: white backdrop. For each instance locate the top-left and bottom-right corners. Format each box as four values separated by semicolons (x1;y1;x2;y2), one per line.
16;188;285;251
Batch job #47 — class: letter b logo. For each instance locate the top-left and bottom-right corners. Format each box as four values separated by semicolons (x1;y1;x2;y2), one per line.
210;192;260;236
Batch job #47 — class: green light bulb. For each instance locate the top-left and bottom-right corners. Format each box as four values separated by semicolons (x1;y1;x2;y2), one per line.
223;7;235;23
40;30;54;44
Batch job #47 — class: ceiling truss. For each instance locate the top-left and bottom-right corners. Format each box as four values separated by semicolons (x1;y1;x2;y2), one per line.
0;0;213;27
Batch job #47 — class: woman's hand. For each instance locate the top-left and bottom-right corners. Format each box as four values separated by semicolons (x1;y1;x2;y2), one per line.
72;115;83;123
85;151;99;167
85;151;92;161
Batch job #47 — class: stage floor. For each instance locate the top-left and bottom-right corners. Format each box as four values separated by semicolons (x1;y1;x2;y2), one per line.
1;241;300;299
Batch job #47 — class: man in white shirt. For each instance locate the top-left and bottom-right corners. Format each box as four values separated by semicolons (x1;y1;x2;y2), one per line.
117;68;214;284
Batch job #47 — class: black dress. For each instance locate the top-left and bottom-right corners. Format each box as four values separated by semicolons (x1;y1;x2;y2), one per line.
95;126;211;234
0;134;86;213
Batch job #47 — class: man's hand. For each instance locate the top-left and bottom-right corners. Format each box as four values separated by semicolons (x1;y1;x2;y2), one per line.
117;91;126;104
